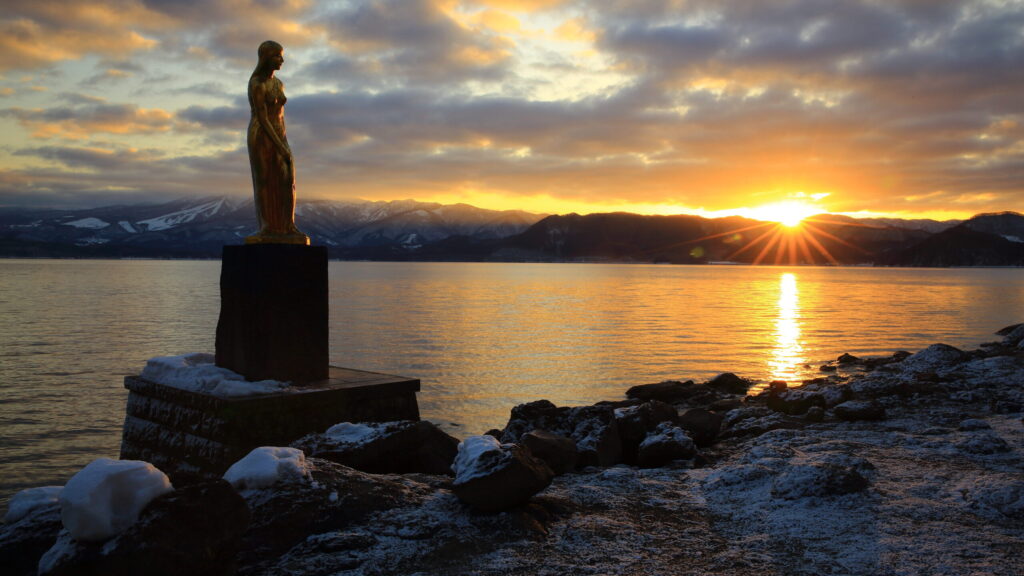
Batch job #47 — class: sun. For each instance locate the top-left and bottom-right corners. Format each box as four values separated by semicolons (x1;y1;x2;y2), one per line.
746;201;821;228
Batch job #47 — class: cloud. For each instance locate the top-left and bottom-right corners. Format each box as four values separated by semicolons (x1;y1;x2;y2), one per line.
2;102;174;139
319;0;514;85
0;0;1021;218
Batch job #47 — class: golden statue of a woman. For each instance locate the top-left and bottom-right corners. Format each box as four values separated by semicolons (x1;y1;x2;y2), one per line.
246;40;309;245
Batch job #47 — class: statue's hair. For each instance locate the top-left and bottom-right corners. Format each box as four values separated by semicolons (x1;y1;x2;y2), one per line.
253;41;284;76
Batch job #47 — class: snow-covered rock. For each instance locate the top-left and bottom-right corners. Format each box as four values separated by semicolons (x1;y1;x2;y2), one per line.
223;447;311;490
38;480;249;576
899;343;969;372
636;422;697;468
59;459;173;542
292;420;459;475
141;353;291;396
4;486;62;523
451;436;553;512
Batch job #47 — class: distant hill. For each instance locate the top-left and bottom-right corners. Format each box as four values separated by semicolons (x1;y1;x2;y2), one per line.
880;212;1024;266
0;197;1020;267
0;196;544;259
492;212;935;265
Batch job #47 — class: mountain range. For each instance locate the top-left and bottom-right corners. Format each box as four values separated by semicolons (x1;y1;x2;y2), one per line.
1;196;1022;266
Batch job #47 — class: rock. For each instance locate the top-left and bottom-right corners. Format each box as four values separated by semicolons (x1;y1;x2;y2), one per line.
501;400;566;443
223;446;310;490
501;401;622;468
719;407;803;439
451;436;554;513
0;491;63;576
900;343;969;372
483;428;503;439
240;458;430;565
833;400;886;421
768;380;788;393
804;406;825;422
819;364;838;372
837;353;861;364
39;480;249;576
566;406;623;467
520;429;578;475
706;373;752;395
958;419;991;431
999;323;1024;346
636;422;697;468
59;458;173;542
677;408;723;447
614;400;678;463
995;322;1023;336
292;420;459;475
956;431;1011;454
708;397;743;412
770;461;871;499
625;380;697;402
766;389;826;415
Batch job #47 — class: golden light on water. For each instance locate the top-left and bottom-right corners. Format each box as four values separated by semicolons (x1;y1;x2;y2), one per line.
769;272;806;383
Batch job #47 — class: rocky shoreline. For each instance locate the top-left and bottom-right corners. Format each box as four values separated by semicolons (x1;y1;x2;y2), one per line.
3;324;1023;575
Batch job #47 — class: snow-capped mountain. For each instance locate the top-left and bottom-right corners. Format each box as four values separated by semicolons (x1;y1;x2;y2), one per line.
0;196;545;258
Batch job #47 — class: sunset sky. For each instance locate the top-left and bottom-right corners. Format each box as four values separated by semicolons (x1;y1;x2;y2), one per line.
1;0;1021;220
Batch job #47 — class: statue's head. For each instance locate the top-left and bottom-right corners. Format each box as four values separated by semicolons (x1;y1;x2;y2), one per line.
257;40;284;72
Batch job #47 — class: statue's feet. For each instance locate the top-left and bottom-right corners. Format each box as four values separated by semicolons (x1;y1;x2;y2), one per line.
245;228;309;245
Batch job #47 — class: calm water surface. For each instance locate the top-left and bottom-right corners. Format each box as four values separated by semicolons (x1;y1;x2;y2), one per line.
2;260;1022;506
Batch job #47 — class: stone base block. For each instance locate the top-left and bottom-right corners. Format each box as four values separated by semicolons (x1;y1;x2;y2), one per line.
215;244;329;383
120;366;420;478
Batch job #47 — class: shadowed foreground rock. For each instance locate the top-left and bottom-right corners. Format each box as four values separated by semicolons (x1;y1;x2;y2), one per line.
39;480;248;576
0;499;62;576
500;400;623;467
519;429;578;475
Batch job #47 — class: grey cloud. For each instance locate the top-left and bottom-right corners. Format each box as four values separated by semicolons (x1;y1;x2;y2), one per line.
319;0;512;85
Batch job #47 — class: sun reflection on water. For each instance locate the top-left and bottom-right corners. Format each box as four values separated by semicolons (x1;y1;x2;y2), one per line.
769;272;806;383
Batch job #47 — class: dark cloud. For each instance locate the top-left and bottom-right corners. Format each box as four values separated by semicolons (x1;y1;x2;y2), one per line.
319;0;513;85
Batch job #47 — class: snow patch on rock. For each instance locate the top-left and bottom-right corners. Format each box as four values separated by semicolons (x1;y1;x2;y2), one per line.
141;353;291;396
59;458;172;542
4;485;62;523
323;422;383;445
223;447;311;490
452;435;510;484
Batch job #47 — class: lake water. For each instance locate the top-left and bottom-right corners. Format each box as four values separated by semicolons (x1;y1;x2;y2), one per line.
1;259;1022;507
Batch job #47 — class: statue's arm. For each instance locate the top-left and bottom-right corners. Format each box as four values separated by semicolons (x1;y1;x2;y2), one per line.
251;80;292;161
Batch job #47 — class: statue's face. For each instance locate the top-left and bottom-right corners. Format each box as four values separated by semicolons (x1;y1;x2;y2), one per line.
269;49;284;71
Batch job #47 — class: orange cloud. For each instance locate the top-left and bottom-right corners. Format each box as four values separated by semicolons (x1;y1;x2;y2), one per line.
4;104;174;139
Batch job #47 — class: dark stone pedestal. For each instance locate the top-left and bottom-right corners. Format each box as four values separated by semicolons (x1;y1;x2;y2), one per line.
216;244;329;383
120;367;420;478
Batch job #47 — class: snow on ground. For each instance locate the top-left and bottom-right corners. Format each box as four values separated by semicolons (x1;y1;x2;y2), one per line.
118;221;137;233
223;447;311;491
59;458;172;542
141;353;291;396
61;217;109;230
3;486;62;523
